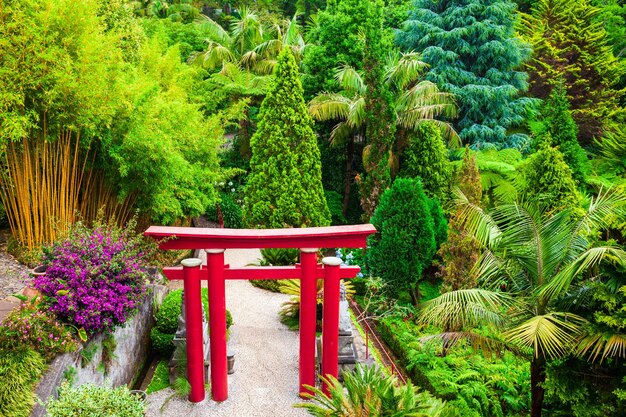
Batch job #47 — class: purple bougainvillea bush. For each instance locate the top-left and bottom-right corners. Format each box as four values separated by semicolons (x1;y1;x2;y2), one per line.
32;220;155;335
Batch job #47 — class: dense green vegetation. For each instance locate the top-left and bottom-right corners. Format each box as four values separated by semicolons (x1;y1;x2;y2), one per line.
0;0;625;416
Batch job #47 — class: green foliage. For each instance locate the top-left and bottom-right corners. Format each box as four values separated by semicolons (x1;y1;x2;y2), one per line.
0;0;124;142
141;17;209;62
593;0;626;59
206;191;244;228
367;178;446;303
146;359;170;394
81;342;99;367
399;122;452;201
377;316;530;417
46;382;145;417
302;0;368;97
519;143;582;211
150;288;225;356
397;0;535;148
358;0;397;219
0;349;47;417
243;48;330;228
439;151;482;292
297;364;445;416
521;0;626;142
150;327;176;357
324;190;347;225
532;85;591;185
105;36;223;224
0;301;78;361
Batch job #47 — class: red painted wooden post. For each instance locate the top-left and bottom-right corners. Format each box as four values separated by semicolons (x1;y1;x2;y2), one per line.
181;258;205;403
321;256;341;395
206;249;228;402
299;248;318;396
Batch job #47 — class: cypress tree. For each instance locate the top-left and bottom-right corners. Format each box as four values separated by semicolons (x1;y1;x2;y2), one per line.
521;0;625;142
397;0;535;148
533;85;591;185
367;178;445;304
243;48;331;228
358;0;397;219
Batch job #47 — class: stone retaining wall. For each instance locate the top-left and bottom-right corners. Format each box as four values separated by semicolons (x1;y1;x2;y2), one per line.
30;284;168;417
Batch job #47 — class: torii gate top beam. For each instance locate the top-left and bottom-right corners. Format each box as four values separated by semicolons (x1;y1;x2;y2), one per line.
144;224;376;249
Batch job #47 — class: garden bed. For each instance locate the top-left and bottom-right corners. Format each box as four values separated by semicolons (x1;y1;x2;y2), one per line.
29;284;167;417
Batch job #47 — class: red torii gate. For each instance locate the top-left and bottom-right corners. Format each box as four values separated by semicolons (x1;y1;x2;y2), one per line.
144;225;376;403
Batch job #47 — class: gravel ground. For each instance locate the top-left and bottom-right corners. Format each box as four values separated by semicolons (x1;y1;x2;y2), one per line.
146;248;310;417
0;229;31;299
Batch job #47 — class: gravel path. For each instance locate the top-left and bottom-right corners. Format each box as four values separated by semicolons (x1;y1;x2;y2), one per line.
0;229;31;299
145;249;310;417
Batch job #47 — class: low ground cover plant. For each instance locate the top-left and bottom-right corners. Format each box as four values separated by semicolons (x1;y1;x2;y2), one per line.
0;300;77;361
46;383;145;417
32;219;155;335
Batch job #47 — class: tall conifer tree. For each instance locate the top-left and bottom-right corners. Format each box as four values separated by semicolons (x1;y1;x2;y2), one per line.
521;0;625;142
243;48;330;228
358;0;397;218
397;0;534;148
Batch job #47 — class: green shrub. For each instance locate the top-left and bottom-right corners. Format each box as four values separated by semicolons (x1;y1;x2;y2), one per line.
150;327;176;357
298;364;445;416
399;122;452;201
366;178;447;304
0;349;47;417
46;383;144;417
151;288;233;356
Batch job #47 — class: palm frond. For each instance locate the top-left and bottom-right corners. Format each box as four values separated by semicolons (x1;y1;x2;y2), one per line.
196;42;236;69
577;332;626;363
308;93;352;121
573;187;626;237
385;51;429;90
539;246;626;301
505;312;586;359
329;122;357;147
194;14;231;45
334;65;366;95
420;331;509;357
453;188;502;248
419;289;511;330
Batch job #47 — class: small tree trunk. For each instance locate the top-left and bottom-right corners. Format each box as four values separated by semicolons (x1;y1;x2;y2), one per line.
342;138;355;218
409;282;421;306
530;356;546;417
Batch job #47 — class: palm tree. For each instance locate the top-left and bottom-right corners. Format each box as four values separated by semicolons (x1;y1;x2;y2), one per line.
308;52;458;217
296;365;445;417
193;9;306;75
419;189;626;417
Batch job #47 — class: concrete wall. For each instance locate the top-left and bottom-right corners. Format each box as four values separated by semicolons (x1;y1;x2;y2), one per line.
30;284;168;417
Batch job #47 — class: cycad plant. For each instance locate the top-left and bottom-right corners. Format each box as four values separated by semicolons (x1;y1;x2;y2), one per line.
419;189;626;417
296;365;445;417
